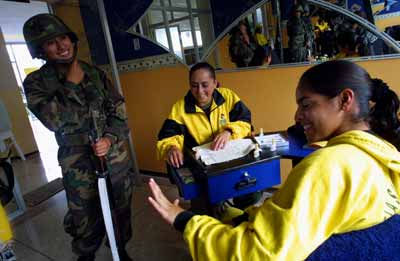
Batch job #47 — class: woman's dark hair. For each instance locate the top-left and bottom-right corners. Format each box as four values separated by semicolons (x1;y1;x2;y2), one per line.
299;60;400;148
189;62;216;81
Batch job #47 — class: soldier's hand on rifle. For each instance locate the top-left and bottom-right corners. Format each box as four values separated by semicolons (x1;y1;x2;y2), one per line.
66;59;84;85
92;137;112;157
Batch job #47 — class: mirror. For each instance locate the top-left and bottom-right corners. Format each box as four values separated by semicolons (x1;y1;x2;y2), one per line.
131;0;400;69
130;0;214;65
204;0;400;69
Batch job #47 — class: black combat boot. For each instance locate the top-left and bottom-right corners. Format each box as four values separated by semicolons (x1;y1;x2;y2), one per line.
118;248;133;261
77;254;95;261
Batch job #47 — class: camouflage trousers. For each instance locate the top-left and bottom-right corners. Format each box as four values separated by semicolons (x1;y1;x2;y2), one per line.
290;46;307;63
61;152;133;256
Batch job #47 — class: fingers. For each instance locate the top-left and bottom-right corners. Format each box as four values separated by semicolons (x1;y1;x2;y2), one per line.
148;196;170;222
211;138;221;150
147;178;175;225
177;150;184;166
213;131;231;150
93;138;111;156
212;135;227;150
167;148;184;168
147;178;185;225
66;60;84;84
148;178;170;206
168;153;179;168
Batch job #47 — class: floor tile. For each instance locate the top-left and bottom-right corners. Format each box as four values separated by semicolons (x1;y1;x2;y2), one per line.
12;240;53;261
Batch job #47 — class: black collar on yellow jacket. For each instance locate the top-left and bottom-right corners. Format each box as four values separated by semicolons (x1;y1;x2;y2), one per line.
184;89;225;113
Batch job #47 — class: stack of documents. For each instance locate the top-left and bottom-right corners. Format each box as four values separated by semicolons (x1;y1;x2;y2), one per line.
193;139;255;166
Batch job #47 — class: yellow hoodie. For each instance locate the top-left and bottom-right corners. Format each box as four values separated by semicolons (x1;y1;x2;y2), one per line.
183;130;400;260
0;204;12;244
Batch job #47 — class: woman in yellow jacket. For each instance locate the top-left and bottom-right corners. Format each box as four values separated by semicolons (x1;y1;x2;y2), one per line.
148;60;400;260
0;203;14;260
157;62;252;168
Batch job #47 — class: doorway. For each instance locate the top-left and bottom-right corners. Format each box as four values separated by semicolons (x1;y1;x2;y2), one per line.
0;1;61;185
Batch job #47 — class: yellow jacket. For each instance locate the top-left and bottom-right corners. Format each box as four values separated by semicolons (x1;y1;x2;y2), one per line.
183;130;400;260
0;204;12;244
157;88;252;160
255;33;268;47
315;21;330;32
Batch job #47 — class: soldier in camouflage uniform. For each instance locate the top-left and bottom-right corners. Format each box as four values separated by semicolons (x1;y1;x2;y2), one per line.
287;4;308;63
301;3;315;59
22;14;133;261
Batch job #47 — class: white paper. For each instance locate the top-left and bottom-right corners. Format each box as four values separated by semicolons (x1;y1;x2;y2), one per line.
193;139;255;165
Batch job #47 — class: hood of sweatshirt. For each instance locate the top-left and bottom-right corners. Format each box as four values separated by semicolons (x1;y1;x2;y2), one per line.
328;130;400;196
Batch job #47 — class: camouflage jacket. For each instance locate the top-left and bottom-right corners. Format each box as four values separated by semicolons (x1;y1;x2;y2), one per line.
23;61;130;172
287;16;307;48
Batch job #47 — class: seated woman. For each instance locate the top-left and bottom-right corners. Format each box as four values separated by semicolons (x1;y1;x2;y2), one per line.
157;62;259;210
157;62;252;167
149;60;400;260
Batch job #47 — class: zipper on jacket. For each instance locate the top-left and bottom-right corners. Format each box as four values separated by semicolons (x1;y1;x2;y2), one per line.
203;104;221;139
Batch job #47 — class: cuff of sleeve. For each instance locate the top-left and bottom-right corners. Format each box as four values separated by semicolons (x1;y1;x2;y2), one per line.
231;212;249;226
104;133;118;144
64;81;81;91
224;127;233;135
173;211;195;232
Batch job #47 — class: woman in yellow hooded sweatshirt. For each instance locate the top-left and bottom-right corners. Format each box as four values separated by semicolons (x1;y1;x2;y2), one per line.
148;60;400;260
0;203;14;259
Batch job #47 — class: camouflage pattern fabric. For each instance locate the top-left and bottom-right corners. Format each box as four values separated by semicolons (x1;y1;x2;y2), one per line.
303;15;315;56
23;60;133;256
229;31;256;67
23;13;78;59
287;16;308;62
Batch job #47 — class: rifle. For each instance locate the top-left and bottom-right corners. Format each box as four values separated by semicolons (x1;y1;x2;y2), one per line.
89;109;120;261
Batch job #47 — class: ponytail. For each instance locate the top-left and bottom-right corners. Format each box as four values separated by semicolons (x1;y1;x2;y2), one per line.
369;78;400;149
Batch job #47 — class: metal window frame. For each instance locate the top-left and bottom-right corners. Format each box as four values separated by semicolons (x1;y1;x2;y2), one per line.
201;0;400;66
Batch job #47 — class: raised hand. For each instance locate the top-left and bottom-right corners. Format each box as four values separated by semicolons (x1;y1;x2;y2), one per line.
148;178;184;225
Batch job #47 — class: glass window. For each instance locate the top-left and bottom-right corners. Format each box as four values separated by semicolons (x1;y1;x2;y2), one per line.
195;30;203;46
142;0;212;64
170;0;187;8
180;30;203;48
149;10;164;25
155;28;169;49
11;63;22;87
173;11;188;19
256;8;263;25
12;44;43;81
6;45;15;62
170;26;184;59
181;31;194;47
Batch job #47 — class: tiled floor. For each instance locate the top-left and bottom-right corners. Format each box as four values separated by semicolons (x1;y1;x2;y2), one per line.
4;153;192;261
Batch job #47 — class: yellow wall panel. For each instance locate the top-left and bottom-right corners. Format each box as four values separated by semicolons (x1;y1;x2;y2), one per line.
120;58;400;174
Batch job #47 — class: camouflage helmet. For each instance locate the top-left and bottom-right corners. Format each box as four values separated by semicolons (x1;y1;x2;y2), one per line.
302;3;310;15
293;4;304;13
23;13;78;59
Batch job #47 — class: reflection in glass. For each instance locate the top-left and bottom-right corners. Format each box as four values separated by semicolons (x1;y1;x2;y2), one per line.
133;0;213;65
206;0;395;70
170;26;184;59
135;0;397;68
